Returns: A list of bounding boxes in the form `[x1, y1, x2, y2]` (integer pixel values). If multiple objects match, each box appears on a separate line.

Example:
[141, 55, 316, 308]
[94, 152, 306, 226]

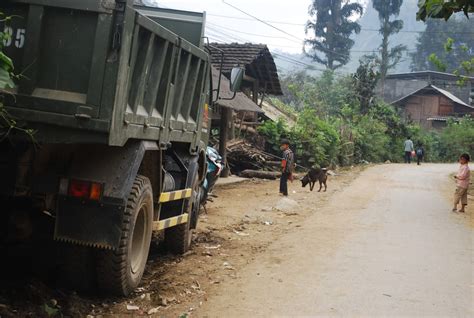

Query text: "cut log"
[240, 170, 281, 180]
[266, 161, 282, 167]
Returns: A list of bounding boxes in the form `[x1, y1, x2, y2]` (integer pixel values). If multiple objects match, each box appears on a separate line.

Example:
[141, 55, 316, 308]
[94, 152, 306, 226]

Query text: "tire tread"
[96, 175, 151, 295]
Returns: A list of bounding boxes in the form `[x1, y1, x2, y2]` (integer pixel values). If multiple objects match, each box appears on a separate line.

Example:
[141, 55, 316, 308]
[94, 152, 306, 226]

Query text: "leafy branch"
[0, 12, 36, 142]
[428, 37, 473, 85]
[417, 0, 474, 21]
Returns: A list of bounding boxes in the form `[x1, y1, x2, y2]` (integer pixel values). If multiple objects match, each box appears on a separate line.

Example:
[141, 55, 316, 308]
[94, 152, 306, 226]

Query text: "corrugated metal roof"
[386, 71, 474, 81]
[391, 84, 474, 109]
[431, 85, 473, 108]
[211, 67, 263, 113]
[207, 43, 282, 95]
[261, 101, 296, 127]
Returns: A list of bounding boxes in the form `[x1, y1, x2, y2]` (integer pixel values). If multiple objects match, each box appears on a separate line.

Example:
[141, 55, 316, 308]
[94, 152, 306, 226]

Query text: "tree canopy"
[304, 0, 363, 70]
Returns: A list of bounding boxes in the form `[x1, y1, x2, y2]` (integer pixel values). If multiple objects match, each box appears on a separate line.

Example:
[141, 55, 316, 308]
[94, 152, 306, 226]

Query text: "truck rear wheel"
[97, 175, 153, 296]
[163, 175, 199, 254]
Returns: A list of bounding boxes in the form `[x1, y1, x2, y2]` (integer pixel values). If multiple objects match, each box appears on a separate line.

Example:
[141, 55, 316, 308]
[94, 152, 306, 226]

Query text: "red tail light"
[68, 180, 91, 198]
[67, 179, 103, 200]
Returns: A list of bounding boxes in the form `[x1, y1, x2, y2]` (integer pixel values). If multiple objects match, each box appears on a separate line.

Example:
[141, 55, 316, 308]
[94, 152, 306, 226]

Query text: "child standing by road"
[279, 139, 294, 196]
[416, 144, 425, 165]
[453, 153, 470, 213]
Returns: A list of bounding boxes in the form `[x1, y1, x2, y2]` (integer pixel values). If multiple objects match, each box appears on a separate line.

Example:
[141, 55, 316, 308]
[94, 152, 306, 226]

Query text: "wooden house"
[380, 71, 474, 129]
[392, 85, 474, 129]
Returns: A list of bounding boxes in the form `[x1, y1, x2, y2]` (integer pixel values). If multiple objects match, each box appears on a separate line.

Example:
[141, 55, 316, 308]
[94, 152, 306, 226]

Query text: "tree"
[410, 17, 474, 77]
[417, 0, 474, 21]
[372, 0, 407, 82]
[352, 60, 379, 114]
[304, 0, 363, 70]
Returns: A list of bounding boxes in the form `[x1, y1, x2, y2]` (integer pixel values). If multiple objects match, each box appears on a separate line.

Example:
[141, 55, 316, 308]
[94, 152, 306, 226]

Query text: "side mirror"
[230, 67, 244, 92]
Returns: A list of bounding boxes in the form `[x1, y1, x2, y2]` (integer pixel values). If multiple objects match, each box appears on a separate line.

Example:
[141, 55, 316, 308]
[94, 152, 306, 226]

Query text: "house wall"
[453, 103, 474, 117]
[439, 96, 454, 116]
[398, 94, 456, 130]
[380, 75, 473, 105]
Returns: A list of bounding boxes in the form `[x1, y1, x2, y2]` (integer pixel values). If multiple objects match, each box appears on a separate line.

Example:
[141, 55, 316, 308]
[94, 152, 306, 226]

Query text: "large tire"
[96, 175, 153, 296]
[163, 174, 199, 254]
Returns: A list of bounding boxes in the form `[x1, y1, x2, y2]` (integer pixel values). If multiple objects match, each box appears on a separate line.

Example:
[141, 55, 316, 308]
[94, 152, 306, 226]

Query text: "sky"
[145, 0, 330, 54]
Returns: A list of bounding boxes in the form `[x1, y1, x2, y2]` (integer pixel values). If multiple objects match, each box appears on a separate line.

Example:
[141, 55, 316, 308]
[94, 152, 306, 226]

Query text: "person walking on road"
[416, 143, 425, 165]
[279, 139, 294, 196]
[453, 153, 470, 213]
[404, 137, 414, 164]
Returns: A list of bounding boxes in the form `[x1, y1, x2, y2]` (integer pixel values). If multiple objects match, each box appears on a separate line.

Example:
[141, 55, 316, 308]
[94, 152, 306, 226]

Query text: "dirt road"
[198, 164, 472, 317]
[0, 164, 471, 317]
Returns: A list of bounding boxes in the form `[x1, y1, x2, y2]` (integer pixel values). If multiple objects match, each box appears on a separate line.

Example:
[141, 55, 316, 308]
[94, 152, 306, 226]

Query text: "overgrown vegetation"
[0, 12, 35, 141]
[258, 62, 473, 168]
[0, 14, 15, 89]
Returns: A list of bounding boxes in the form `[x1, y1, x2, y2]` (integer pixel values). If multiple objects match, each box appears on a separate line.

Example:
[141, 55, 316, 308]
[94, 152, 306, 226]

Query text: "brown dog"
[301, 167, 328, 192]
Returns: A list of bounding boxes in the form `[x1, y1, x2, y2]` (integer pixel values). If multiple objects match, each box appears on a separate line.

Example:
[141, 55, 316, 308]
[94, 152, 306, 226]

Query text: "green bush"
[258, 108, 340, 168]
[439, 118, 474, 161]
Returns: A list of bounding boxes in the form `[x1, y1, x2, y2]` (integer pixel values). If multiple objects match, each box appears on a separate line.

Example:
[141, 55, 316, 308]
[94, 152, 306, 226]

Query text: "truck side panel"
[109, 7, 209, 147]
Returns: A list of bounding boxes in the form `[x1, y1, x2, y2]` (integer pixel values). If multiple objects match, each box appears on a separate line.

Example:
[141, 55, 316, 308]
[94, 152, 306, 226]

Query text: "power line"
[208, 12, 474, 35]
[220, 1, 364, 59]
[221, 0, 304, 42]
[207, 23, 303, 50]
[218, 1, 422, 59]
[206, 29, 235, 43]
[206, 8, 415, 77]
[272, 53, 351, 77]
[206, 23, 416, 56]
[206, 25, 248, 43]
[206, 33, 230, 44]
[207, 22, 303, 44]
[207, 13, 305, 26]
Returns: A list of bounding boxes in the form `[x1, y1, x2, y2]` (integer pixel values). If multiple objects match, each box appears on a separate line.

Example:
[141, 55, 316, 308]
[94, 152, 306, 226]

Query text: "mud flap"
[55, 197, 124, 249]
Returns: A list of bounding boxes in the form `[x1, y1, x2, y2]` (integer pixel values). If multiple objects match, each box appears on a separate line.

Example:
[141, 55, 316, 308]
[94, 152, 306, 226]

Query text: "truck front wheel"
[97, 175, 153, 296]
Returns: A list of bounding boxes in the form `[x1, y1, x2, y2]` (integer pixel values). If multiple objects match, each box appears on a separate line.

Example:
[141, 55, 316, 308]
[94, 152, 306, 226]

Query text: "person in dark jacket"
[279, 139, 294, 196]
[416, 144, 425, 165]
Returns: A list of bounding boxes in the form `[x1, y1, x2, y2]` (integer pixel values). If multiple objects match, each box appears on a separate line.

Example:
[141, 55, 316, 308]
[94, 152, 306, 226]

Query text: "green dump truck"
[0, 0, 242, 295]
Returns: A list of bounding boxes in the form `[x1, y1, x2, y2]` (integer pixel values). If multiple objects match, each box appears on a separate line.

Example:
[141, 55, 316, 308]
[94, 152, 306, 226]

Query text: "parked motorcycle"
[200, 146, 223, 205]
